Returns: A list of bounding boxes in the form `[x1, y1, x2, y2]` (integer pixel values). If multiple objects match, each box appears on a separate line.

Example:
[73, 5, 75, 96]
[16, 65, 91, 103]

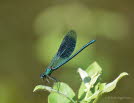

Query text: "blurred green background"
[0, 0, 133, 103]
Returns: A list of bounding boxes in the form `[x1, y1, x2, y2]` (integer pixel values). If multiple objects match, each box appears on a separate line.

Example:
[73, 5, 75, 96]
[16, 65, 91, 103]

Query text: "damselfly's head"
[40, 73, 46, 80]
[40, 72, 51, 83]
[40, 68, 52, 80]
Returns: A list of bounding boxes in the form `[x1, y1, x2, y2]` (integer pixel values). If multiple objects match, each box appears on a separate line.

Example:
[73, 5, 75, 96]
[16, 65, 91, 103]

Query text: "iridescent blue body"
[40, 30, 96, 81]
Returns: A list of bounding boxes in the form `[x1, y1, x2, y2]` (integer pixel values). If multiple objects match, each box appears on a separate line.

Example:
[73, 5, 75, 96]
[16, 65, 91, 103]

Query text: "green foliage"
[78, 62, 102, 101]
[33, 62, 128, 103]
[48, 83, 75, 103]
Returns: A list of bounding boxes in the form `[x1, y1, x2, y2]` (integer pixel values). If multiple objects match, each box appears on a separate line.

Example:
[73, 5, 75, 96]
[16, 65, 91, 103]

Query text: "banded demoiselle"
[40, 30, 96, 82]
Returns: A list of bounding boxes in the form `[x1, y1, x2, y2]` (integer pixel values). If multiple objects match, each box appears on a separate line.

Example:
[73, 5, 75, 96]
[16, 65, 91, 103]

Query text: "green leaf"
[33, 85, 54, 92]
[77, 62, 128, 103]
[78, 62, 102, 100]
[84, 72, 128, 103]
[78, 68, 91, 89]
[48, 82, 76, 103]
[102, 72, 128, 93]
[84, 83, 106, 103]
[86, 62, 102, 77]
[33, 83, 76, 103]
[98, 83, 106, 91]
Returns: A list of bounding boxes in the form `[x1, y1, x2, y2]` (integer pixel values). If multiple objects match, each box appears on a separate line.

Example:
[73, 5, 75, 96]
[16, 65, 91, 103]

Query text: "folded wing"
[48, 30, 77, 69]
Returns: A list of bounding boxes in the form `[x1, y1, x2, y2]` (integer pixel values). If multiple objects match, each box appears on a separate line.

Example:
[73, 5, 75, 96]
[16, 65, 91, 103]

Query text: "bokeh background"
[0, 0, 134, 103]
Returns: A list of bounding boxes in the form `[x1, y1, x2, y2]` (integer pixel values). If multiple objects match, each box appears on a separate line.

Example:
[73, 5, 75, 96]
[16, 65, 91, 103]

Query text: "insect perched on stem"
[40, 30, 96, 82]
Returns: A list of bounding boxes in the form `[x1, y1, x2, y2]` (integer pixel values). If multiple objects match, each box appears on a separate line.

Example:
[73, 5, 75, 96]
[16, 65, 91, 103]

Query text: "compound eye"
[40, 73, 45, 79]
